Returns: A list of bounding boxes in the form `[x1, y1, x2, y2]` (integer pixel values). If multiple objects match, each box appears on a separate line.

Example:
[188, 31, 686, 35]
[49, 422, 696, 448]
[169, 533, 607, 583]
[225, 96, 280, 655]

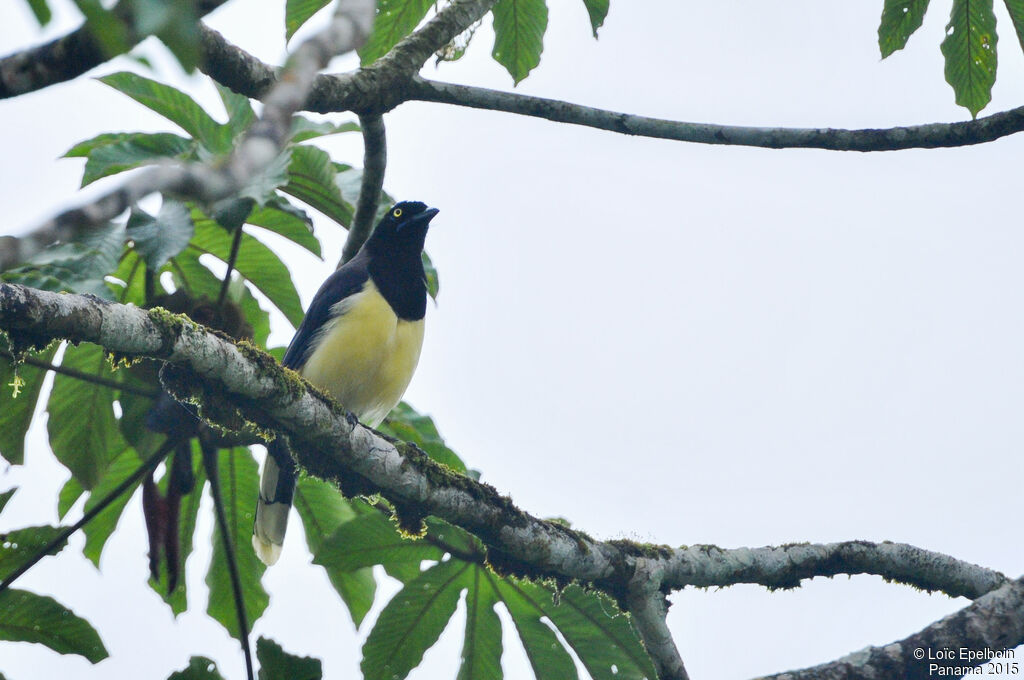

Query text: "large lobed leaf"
[582, 0, 609, 38]
[205, 447, 269, 639]
[358, 0, 435, 65]
[65, 132, 195, 187]
[98, 72, 233, 153]
[0, 343, 58, 466]
[878, 0, 932, 57]
[46, 343, 127, 489]
[80, 450, 144, 566]
[491, 0, 548, 84]
[457, 567, 503, 680]
[168, 656, 226, 680]
[285, 0, 332, 41]
[293, 477, 377, 627]
[361, 559, 472, 680]
[256, 636, 323, 680]
[940, 0, 998, 118]
[1004, 0, 1024, 53]
[187, 216, 305, 327]
[0, 589, 108, 663]
[379, 402, 464, 472]
[0, 526, 66, 580]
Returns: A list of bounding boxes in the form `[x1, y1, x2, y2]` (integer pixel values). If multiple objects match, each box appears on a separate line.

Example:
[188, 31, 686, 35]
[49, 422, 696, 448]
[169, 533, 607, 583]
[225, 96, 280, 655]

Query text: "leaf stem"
[217, 225, 244, 308]
[200, 437, 255, 680]
[0, 439, 175, 595]
[0, 348, 158, 398]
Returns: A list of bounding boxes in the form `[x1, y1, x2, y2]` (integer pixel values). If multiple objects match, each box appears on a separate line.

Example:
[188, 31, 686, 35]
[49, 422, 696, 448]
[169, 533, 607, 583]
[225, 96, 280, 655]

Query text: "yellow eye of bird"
[393, 208, 403, 218]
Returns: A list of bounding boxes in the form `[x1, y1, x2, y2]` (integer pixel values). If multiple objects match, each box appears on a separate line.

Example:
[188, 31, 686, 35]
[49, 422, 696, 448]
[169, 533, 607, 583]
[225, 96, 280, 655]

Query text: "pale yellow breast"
[300, 280, 424, 427]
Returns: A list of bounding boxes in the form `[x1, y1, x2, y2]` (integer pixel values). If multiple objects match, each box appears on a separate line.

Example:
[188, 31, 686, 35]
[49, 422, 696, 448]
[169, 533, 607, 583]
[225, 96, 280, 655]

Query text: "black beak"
[410, 207, 439, 226]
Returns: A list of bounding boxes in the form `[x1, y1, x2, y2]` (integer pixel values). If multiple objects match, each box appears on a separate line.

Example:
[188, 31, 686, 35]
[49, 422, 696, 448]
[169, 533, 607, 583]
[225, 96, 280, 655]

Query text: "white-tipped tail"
[253, 451, 292, 566]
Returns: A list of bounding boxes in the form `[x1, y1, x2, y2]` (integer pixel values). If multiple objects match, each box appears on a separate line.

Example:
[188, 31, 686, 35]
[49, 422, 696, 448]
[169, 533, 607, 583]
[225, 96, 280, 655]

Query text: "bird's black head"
[366, 201, 439, 255]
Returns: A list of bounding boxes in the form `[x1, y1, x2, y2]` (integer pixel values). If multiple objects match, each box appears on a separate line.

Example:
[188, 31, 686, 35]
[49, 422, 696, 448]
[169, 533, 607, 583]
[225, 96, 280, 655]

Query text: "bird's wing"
[281, 253, 370, 370]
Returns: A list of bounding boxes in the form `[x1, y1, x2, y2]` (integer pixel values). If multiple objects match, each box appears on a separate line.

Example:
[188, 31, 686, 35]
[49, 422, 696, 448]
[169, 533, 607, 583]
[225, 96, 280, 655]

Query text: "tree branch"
[627, 559, 689, 680]
[408, 77, 1024, 152]
[2, 283, 1022, 679]
[760, 576, 1024, 680]
[0, 0, 228, 99]
[340, 113, 387, 266]
[199, 0, 499, 114]
[659, 541, 1007, 599]
[0, 0, 376, 273]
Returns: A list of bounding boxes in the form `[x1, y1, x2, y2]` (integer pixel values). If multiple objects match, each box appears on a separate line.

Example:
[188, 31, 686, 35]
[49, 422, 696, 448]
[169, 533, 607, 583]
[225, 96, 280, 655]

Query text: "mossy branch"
[1, 281, 1021, 680]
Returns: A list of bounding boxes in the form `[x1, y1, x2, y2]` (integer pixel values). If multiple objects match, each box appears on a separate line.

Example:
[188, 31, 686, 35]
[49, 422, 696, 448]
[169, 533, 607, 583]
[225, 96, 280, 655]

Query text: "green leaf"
[188, 217, 305, 327]
[582, 0, 609, 37]
[3, 223, 125, 300]
[0, 526, 66, 580]
[0, 488, 15, 516]
[81, 450, 144, 566]
[46, 343, 127, 489]
[0, 343, 58, 465]
[147, 1, 203, 72]
[74, 0, 130, 58]
[361, 559, 471, 680]
[358, 0, 434, 65]
[168, 656, 226, 680]
[379, 403, 464, 473]
[0, 589, 108, 663]
[149, 441, 207, 615]
[127, 200, 195, 270]
[878, 0, 931, 57]
[285, 0, 332, 40]
[58, 478, 84, 519]
[531, 582, 655, 680]
[239, 149, 293, 207]
[941, 0, 998, 118]
[314, 511, 444, 573]
[98, 72, 232, 153]
[256, 636, 323, 680]
[1004, 0, 1024, 53]
[205, 447, 269, 639]
[493, 577, 578, 680]
[246, 200, 323, 258]
[422, 251, 439, 302]
[79, 133, 194, 187]
[217, 84, 256, 138]
[458, 566, 503, 680]
[491, 0, 548, 84]
[26, 0, 53, 26]
[294, 478, 377, 627]
[290, 117, 360, 143]
[282, 146, 354, 228]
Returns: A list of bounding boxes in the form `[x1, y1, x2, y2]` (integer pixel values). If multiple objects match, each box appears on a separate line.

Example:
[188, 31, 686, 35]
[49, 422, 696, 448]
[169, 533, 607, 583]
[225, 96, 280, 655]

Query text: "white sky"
[1, 1, 1023, 679]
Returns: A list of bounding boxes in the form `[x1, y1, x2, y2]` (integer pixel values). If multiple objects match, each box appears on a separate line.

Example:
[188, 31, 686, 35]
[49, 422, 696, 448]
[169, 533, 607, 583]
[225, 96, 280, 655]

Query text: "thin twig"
[340, 113, 387, 266]
[0, 348, 158, 398]
[200, 436, 254, 680]
[0, 439, 174, 595]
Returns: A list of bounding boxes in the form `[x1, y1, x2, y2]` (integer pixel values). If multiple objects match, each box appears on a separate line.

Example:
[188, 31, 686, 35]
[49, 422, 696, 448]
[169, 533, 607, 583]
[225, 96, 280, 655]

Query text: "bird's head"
[366, 201, 439, 254]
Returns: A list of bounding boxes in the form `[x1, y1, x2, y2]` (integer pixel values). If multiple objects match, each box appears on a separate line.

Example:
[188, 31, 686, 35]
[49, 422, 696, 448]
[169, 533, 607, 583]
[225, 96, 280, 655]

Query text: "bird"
[252, 201, 439, 566]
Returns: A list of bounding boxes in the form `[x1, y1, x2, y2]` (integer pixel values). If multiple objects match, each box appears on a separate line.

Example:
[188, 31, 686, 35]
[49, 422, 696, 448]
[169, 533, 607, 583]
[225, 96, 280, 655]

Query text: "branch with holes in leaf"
[2, 281, 1022, 680]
